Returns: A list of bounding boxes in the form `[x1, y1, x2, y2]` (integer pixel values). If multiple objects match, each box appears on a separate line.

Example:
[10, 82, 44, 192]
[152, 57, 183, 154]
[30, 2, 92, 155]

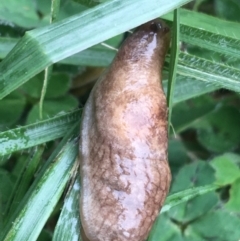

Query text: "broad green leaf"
[168, 161, 218, 222]
[0, 38, 18, 59]
[57, 1, 87, 20]
[170, 162, 216, 193]
[210, 153, 240, 185]
[0, 92, 26, 130]
[215, 0, 240, 22]
[168, 139, 190, 175]
[148, 214, 182, 241]
[184, 232, 203, 241]
[0, 0, 40, 28]
[0, 0, 87, 28]
[0, 169, 14, 209]
[74, 0, 99, 7]
[225, 177, 240, 212]
[21, 72, 71, 99]
[186, 210, 240, 241]
[36, 0, 52, 16]
[148, 184, 220, 240]
[0, 0, 193, 99]
[171, 95, 216, 133]
[37, 230, 52, 241]
[197, 107, 240, 153]
[0, 110, 81, 156]
[61, 46, 116, 66]
[27, 95, 78, 124]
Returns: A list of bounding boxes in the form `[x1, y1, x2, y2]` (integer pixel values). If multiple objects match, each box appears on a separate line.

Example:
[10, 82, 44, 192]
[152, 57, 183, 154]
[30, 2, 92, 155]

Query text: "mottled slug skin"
[79, 19, 171, 241]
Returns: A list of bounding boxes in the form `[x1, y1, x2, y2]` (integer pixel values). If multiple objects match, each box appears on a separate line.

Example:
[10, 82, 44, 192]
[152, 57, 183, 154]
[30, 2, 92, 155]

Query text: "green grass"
[0, 0, 240, 241]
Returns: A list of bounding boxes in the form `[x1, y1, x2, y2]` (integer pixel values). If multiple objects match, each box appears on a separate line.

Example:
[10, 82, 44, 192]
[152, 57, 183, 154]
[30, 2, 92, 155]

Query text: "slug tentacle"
[79, 19, 171, 241]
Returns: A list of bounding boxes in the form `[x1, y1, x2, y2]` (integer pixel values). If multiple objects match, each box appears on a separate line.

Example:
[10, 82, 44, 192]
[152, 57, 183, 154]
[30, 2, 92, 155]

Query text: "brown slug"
[79, 19, 171, 241]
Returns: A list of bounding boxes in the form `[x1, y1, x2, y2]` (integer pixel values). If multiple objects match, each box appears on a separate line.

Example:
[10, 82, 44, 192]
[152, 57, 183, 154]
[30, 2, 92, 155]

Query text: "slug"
[79, 19, 171, 241]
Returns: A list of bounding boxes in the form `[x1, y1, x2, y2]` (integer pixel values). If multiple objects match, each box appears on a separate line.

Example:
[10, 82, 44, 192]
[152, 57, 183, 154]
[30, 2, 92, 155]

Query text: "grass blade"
[0, 110, 81, 156]
[162, 184, 220, 213]
[53, 178, 81, 241]
[178, 52, 240, 92]
[167, 9, 180, 132]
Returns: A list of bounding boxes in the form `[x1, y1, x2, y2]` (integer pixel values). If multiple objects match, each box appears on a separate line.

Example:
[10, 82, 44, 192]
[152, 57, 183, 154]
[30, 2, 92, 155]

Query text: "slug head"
[137, 19, 170, 63]
[115, 19, 170, 70]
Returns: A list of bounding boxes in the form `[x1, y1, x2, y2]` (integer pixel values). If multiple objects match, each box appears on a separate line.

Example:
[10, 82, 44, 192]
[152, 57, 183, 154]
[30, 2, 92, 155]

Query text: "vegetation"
[0, 0, 240, 240]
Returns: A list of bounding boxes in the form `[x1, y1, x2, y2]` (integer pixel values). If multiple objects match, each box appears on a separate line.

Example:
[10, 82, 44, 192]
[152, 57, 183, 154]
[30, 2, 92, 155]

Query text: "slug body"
[79, 19, 171, 241]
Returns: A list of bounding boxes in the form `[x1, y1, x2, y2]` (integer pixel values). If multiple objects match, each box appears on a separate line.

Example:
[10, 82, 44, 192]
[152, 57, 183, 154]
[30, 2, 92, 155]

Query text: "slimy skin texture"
[79, 19, 171, 241]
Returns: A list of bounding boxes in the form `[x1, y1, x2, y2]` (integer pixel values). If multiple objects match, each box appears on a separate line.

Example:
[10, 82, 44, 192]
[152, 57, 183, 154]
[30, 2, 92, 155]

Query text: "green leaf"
[0, 169, 14, 208]
[215, 0, 240, 22]
[37, 230, 52, 241]
[35, 0, 52, 16]
[27, 95, 78, 124]
[168, 139, 190, 175]
[57, 1, 87, 20]
[210, 153, 240, 185]
[187, 210, 240, 241]
[168, 161, 218, 222]
[0, 92, 26, 130]
[197, 107, 240, 153]
[61, 45, 116, 66]
[0, 110, 81, 156]
[74, 0, 99, 7]
[0, 0, 40, 28]
[225, 177, 240, 212]
[170, 162, 216, 193]
[46, 82, 73, 100]
[0, 38, 18, 59]
[148, 185, 218, 241]
[171, 95, 216, 133]
[148, 214, 182, 241]
[21, 72, 70, 99]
